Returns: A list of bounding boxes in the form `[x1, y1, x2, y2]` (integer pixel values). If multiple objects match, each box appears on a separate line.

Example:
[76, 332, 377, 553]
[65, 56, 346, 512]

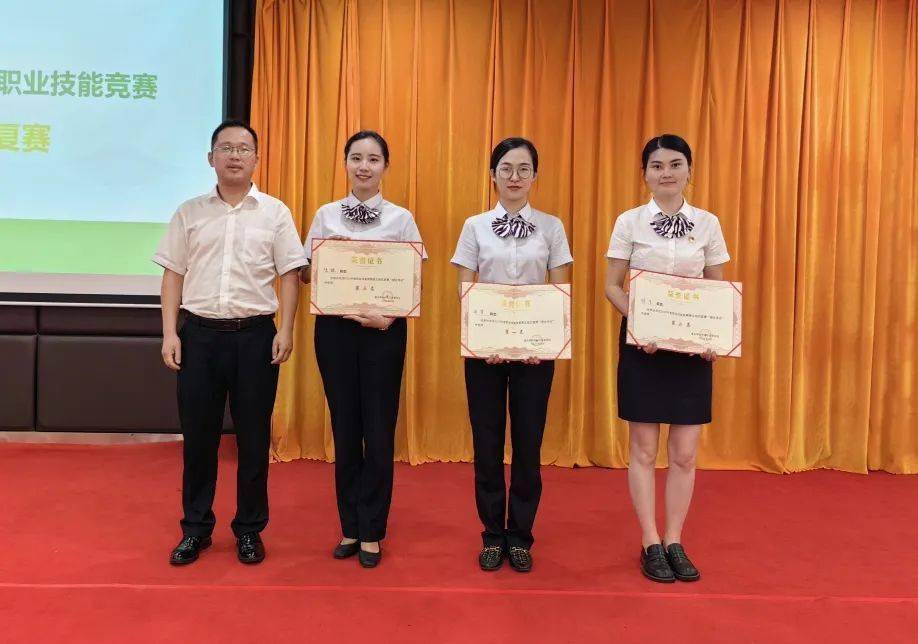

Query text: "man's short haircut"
[211, 120, 258, 151]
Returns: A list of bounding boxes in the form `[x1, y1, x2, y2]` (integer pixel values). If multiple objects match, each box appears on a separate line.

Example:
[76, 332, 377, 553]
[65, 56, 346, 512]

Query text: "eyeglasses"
[212, 144, 256, 158]
[496, 165, 533, 180]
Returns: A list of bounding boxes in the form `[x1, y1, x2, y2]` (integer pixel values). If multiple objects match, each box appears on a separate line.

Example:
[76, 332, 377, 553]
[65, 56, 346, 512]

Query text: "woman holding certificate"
[451, 137, 573, 573]
[604, 134, 730, 583]
[300, 130, 426, 568]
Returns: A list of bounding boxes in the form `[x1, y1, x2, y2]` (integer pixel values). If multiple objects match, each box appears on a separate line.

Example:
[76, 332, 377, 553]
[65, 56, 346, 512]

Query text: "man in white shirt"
[153, 120, 306, 566]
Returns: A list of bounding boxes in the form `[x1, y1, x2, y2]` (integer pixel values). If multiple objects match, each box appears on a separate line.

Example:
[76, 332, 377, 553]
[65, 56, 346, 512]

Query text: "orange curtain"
[251, 0, 918, 473]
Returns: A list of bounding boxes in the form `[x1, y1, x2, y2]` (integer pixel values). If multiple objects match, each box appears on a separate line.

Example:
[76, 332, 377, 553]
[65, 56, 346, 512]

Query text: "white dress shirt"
[450, 203, 573, 285]
[152, 184, 307, 319]
[606, 198, 730, 278]
[303, 192, 427, 261]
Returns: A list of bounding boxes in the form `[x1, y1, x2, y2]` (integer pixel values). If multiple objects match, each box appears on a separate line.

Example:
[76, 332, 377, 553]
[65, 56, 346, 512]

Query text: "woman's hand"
[641, 342, 658, 355]
[701, 349, 718, 362]
[343, 313, 394, 330]
[521, 357, 541, 365]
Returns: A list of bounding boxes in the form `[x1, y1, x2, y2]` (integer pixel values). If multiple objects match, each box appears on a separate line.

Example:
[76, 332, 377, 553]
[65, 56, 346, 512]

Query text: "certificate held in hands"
[309, 239, 424, 317]
[626, 269, 742, 357]
[460, 282, 572, 360]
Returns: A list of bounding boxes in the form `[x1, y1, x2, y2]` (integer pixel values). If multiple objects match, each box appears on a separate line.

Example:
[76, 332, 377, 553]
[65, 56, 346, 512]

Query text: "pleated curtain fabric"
[250, 0, 918, 474]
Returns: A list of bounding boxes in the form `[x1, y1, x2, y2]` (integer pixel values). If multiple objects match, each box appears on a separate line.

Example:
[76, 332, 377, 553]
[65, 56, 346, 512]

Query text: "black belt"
[186, 313, 274, 331]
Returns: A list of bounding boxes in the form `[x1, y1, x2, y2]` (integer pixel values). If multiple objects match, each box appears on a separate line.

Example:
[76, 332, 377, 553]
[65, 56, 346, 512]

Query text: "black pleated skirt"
[617, 318, 713, 425]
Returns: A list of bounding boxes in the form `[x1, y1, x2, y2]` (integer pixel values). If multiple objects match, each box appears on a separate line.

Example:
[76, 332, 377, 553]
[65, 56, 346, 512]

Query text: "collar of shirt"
[343, 191, 385, 210]
[647, 197, 694, 220]
[492, 201, 533, 221]
[206, 183, 263, 209]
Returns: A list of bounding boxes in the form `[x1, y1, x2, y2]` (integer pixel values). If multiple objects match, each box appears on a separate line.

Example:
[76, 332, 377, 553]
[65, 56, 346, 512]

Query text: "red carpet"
[1, 440, 916, 643]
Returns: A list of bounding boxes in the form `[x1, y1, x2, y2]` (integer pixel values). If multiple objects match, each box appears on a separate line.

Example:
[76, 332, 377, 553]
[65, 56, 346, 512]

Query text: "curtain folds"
[251, 0, 918, 473]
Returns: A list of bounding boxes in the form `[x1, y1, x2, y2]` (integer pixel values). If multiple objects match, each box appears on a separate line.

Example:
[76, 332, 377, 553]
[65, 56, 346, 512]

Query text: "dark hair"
[344, 130, 390, 165]
[641, 134, 692, 169]
[489, 137, 539, 174]
[211, 120, 258, 151]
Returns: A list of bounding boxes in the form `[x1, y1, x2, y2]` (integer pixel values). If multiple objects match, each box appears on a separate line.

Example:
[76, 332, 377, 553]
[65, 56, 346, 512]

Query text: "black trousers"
[315, 315, 407, 542]
[177, 316, 278, 538]
[464, 358, 555, 549]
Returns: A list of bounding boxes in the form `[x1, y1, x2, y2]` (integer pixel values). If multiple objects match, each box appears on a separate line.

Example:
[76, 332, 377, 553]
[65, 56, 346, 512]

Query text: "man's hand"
[343, 314, 394, 330]
[162, 333, 182, 370]
[271, 329, 294, 364]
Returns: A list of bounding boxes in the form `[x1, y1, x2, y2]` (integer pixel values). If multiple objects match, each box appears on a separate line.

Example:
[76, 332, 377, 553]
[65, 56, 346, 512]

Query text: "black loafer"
[640, 544, 675, 583]
[508, 546, 533, 573]
[169, 535, 212, 565]
[333, 540, 360, 559]
[479, 545, 505, 571]
[665, 543, 700, 581]
[358, 546, 382, 568]
[236, 532, 266, 564]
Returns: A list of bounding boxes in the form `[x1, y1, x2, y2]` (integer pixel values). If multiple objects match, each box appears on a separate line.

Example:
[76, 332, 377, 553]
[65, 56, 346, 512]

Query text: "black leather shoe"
[665, 543, 700, 581]
[358, 545, 382, 568]
[479, 545, 505, 571]
[641, 544, 675, 583]
[169, 535, 212, 565]
[333, 540, 360, 559]
[236, 532, 265, 564]
[508, 546, 533, 573]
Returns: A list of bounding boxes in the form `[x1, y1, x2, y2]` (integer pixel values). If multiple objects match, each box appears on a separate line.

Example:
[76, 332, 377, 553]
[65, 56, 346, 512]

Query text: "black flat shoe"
[508, 546, 532, 573]
[169, 535, 212, 565]
[665, 543, 700, 581]
[237, 532, 265, 564]
[333, 540, 360, 559]
[358, 546, 382, 568]
[640, 544, 675, 583]
[479, 545, 505, 571]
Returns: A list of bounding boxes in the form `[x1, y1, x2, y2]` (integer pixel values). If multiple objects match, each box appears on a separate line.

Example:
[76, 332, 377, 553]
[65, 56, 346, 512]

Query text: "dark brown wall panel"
[39, 307, 163, 336]
[0, 335, 36, 429]
[0, 307, 38, 333]
[37, 336, 180, 432]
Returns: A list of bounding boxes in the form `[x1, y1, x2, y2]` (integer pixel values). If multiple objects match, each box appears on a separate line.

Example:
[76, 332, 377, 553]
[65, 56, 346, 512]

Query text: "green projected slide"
[0, 220, 166, 275]
[0, 1, 223, 287]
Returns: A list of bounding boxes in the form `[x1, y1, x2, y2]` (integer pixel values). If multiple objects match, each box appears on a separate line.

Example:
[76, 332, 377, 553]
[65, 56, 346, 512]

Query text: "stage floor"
[1, 440, 916, 643]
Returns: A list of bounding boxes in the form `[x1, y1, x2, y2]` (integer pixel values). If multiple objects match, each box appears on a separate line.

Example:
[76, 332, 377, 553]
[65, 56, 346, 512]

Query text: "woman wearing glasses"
[604, 134, 730, 583]
[300, 130, 426, 568]
[451, 137, 573, 573]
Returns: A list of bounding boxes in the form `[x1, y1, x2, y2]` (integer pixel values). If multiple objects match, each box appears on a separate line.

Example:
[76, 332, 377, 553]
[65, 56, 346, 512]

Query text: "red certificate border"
[626, 268, 742, 358]
[460, 282, 572, 361]
[309, 238, 424, 317]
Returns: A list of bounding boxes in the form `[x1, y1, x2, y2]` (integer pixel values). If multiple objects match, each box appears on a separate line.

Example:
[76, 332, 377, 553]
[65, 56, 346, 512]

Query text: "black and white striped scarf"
[650, 211, 694, 239]
[491, 212, 535, 239]
[341, 202, 380, 224]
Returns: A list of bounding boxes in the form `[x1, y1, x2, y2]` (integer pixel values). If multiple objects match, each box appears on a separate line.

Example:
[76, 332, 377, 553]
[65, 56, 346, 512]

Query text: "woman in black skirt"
[604, 134, 730, 583]
[300, 131, 426, 568]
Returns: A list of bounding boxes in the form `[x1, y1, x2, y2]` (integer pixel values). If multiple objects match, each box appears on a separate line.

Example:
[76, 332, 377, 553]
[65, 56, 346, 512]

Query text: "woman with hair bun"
[451, 137, 573, 573]
[605, 134, 730, 583]
[301, 130, 426, 568]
